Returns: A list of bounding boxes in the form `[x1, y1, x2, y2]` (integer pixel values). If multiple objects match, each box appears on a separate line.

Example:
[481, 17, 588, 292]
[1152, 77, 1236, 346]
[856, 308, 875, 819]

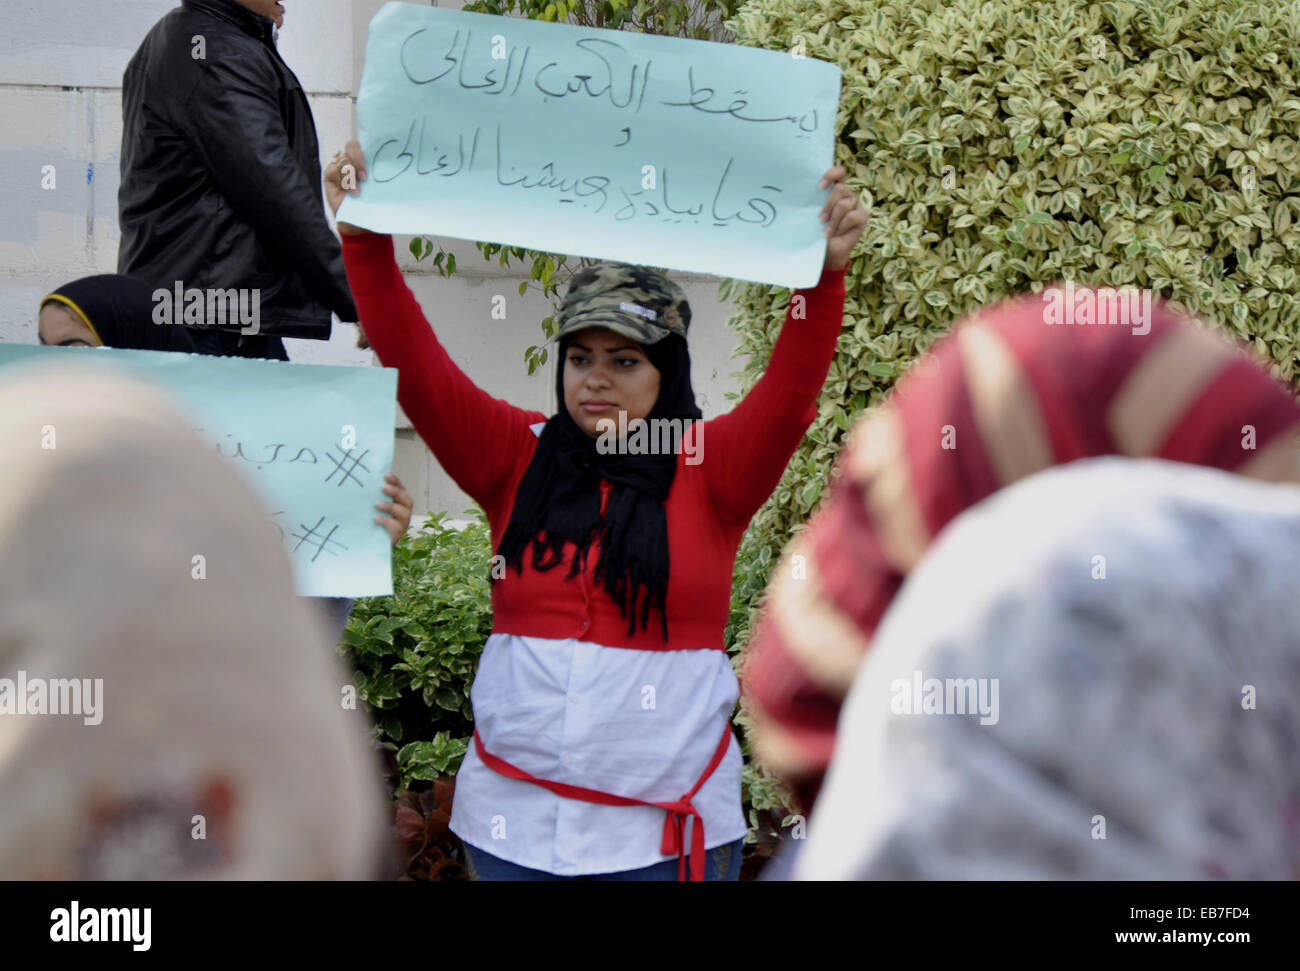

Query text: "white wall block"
[0, 277, 58, 345]
[0, 0, 175, 89]
[0, 88, 98, 284]
[90, 90, 125, 273]
[1, 0, 352, 94]
[277, 0, 355, 94]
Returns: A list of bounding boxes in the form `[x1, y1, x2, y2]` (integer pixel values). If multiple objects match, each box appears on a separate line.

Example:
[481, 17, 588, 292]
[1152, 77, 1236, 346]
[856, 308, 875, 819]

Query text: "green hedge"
[342, 512, 491, 792]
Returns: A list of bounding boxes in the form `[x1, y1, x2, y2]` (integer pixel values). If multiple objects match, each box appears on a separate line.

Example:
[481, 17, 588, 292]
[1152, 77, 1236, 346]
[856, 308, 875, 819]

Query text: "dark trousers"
[189, 328, 289, 361]
[462, 838, 745, 881]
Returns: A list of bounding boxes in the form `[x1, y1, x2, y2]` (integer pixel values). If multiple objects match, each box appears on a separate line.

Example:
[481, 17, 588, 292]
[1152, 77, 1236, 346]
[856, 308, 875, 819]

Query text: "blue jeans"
[463, 839, 745, 881]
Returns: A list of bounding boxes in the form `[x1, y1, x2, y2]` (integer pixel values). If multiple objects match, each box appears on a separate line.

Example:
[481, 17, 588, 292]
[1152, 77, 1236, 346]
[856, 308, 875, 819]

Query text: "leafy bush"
[341, 511, 492, 793]
[720, 0, 1300, 820]
[393, 780, 468, 880]
[467, 0, 741, 38]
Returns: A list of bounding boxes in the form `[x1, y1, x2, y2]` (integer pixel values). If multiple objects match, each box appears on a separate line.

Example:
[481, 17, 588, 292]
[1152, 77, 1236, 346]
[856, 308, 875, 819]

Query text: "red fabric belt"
[472, 721, 734, 881]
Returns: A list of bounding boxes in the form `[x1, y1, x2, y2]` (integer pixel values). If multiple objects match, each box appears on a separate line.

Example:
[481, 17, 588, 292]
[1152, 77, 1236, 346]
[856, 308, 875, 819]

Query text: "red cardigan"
[342, 232, 846, 651]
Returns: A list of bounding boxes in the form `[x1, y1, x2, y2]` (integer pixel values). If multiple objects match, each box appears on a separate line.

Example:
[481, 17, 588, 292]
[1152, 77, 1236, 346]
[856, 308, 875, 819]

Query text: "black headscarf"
[42, 275, 197, 353]
[494, 332, 702, 641]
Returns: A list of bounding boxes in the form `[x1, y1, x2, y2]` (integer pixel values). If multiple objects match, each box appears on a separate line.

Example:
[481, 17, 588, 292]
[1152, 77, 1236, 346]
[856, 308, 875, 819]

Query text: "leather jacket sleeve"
[173, 52, 357, 322]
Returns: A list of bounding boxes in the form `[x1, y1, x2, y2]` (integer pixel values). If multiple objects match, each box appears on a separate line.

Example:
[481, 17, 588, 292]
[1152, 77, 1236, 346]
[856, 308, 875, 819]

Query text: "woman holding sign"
[328, 140, 865, 880]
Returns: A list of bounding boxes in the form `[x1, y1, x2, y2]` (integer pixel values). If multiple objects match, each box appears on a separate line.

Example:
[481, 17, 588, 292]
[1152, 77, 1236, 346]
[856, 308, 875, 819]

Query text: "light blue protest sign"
[0, 345, 398, 597]
[338, 2, 842, 287]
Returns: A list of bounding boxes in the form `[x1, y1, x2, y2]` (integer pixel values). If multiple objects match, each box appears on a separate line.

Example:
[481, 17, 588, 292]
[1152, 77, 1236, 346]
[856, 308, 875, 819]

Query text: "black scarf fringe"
[493, 334, 699, 642]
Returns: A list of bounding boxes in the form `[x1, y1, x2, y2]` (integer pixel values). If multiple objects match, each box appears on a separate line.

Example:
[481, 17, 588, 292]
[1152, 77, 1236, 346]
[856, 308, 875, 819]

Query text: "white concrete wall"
[0, 0, 747, 520]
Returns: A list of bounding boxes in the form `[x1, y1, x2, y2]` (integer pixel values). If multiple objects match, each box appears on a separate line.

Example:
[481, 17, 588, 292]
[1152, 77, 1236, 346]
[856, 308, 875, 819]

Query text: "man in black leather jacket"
[118, 0, 357, 360]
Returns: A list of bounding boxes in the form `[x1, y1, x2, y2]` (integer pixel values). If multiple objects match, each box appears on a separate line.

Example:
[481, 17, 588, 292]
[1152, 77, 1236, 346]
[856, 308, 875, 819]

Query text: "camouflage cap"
[556, 262, 691, 345]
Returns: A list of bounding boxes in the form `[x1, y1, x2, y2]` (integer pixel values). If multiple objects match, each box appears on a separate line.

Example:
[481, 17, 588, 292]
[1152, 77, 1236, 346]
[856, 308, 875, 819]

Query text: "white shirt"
[449, 631, 746, 875]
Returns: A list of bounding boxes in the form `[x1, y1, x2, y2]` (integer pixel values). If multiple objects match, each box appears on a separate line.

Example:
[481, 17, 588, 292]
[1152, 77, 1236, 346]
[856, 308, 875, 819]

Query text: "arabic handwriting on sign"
[532, 38, 651, 112]
[492, 126, 780, 227]
[611, 166, 781, 226]
[395, 27, 815, 130]
[222, 440, 289, 469]
[206, 433, 318, 469]
[400, 27, 654, 112]
[705, 158, 782, 227]
[370, 18, 822, 235]
[371, 117, 482, 184]
[290, 516, 350, 564]
[400, 28, 530, 97]
[659, 67, 819, 132]
[492, 125, 610, 205]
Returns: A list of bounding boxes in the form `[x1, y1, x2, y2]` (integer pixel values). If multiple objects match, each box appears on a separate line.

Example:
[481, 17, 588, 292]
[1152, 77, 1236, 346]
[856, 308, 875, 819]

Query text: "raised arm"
[340, 231, 542, 512]
[703, 266, 846, 526]
[704, 166, 863, 526]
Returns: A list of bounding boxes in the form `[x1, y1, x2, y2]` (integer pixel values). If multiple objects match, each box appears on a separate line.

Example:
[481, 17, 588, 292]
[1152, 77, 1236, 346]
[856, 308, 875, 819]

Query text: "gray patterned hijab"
[796, 456, 1300, 880]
